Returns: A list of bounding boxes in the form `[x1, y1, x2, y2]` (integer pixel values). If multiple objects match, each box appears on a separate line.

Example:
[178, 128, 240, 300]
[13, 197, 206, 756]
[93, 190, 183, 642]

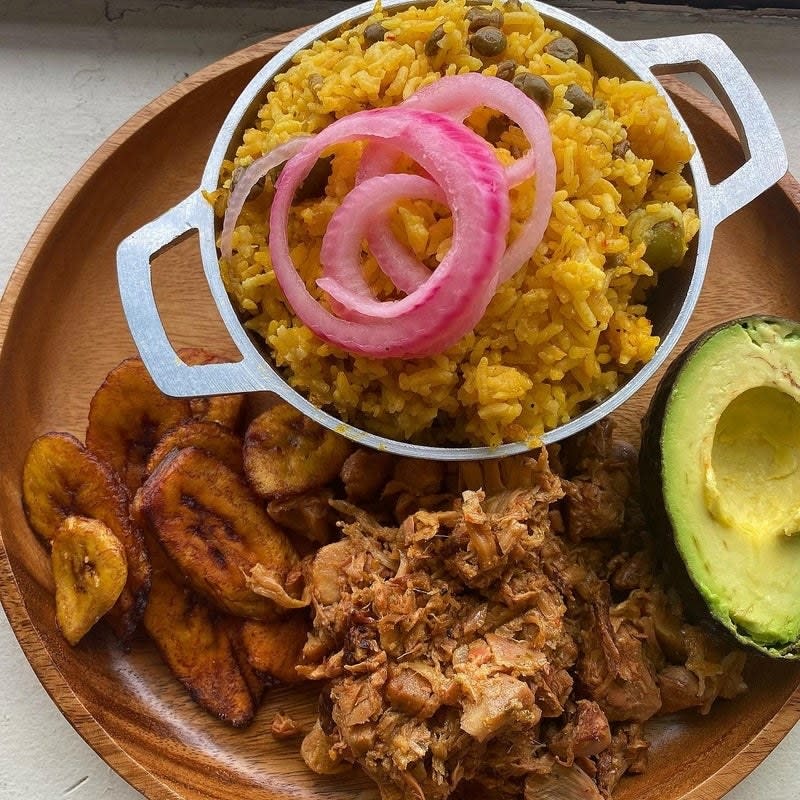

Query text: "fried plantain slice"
[52, 516, 128, 646]
[145, 420, 243, 478]
[244, 402, 352, 499]
[22, 432, 151, 641]
[222, 617, 268, 703]
[239, 612, 311, 684]
[458, 454, 544, 494]
[137, 447, 300, 619]
[143, 533, 255, 727]
[179, 348, 245, 430]
[23, 433, 124, 542]
[86, 357, 191, 494]
[340, 448, 396, 505]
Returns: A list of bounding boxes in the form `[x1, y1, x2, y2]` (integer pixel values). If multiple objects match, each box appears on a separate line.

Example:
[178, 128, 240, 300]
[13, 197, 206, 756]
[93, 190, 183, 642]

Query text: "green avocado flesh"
[661, 318, 800, 653]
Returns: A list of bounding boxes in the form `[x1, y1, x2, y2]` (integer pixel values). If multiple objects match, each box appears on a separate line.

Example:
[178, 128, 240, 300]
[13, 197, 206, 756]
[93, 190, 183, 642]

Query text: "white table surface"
[1, 1, 799, 798]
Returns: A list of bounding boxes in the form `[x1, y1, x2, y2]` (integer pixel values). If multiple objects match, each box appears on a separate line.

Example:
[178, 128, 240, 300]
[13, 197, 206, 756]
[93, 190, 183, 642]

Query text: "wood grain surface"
[1, 25, 799, 800]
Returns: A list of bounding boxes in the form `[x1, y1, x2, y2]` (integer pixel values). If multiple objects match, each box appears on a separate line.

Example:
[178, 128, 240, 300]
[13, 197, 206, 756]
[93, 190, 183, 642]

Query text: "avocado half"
[641, 316, 800, 658]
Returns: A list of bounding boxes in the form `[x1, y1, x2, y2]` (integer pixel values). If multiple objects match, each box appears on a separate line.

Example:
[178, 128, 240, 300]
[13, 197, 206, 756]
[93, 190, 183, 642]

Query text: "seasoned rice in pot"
[211, 0, 698, 447]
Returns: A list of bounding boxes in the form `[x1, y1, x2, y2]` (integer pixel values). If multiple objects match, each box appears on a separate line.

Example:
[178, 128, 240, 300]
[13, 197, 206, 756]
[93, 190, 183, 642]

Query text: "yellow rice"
[211, 0, 698, 446]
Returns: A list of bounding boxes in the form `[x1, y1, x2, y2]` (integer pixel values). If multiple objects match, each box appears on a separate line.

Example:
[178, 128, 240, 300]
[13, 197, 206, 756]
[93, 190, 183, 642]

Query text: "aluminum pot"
[117, 0, 787, 460]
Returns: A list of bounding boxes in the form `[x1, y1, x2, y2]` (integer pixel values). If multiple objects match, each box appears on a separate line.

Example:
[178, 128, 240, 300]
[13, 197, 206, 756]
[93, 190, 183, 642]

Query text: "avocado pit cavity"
[705, 386, 800, 538]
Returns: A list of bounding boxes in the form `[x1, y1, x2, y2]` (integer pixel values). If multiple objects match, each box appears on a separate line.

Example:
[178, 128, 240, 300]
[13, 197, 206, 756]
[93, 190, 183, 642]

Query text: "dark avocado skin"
[639, 327, 716, 626]
[639, 315, 800, 659]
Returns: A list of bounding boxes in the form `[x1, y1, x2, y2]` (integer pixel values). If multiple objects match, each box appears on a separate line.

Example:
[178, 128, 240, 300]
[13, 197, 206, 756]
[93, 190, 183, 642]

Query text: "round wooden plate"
[1, 28, 799, 800]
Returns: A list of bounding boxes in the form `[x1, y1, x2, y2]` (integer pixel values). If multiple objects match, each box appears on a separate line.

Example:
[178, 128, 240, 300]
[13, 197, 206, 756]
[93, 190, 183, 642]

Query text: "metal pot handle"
[630, 33, 787, 227]
[117, 191, 278, 396]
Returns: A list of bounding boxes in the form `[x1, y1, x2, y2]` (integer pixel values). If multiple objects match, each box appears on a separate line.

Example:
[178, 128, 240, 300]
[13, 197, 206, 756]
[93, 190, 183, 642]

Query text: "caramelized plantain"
[137, 447, 300, 619]
[145, 420, 243, 478]
[458, 454, 543, 493]
[86, 357, 191, 494]
[51, 516, 128, 646]
[244, 402, 352, 499]
[239, 612, 311, 684]
[388, 457, 445, 495]
[340, 448, 396, 504]
[222, 617, 268, 702]
[22, 432, 151, 641]
[179, 348, 245, 430]
[23, 433, 125, 542]
[143, 533, 256, 727]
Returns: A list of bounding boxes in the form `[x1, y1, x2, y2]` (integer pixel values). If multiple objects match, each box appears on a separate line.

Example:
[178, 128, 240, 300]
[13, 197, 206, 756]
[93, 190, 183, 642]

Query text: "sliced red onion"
[221, 76, 557, 360]
[220, 135, 313, 261]
[404, 73, 552, 189]
[268, 106, 509, 358]
[354, 150, 440, 295]
[318, 174, 443, 305]
[360, 74, 556, 282]
[365, 212, 433, 295]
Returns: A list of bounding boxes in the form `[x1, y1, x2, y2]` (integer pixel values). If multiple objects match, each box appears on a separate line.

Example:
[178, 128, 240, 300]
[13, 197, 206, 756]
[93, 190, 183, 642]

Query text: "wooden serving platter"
[1, 28, 799, 800]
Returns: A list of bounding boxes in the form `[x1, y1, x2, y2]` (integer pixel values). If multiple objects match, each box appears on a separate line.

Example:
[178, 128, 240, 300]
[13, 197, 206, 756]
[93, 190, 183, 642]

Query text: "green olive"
[625, 203, 687, 272]
[512, 72, 553, 110]
[564, 83, 594, 117]
[469, 26, 507, 57]
[466, 6, 504, 32]
[425, 24, 446, 57]
[495, 59, 517, 82]
[363, 22, 386, 46]
[645, 221, 687, 271]
[544, 36, 579, 62]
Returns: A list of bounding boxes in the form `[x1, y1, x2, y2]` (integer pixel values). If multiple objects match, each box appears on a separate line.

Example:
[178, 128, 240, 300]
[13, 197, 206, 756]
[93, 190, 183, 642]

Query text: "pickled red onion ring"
[406, 74, 557, 281]
[360, 74, 556, 282]
[366, 213, 433, 295]
[318, 174, 444, 307]
[220, 75, 557, 359]
[405, 73, 553, 190]
[318, 171, 498, 352]
[220, 135, 312, 261]
[268, 107, 509, 358]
